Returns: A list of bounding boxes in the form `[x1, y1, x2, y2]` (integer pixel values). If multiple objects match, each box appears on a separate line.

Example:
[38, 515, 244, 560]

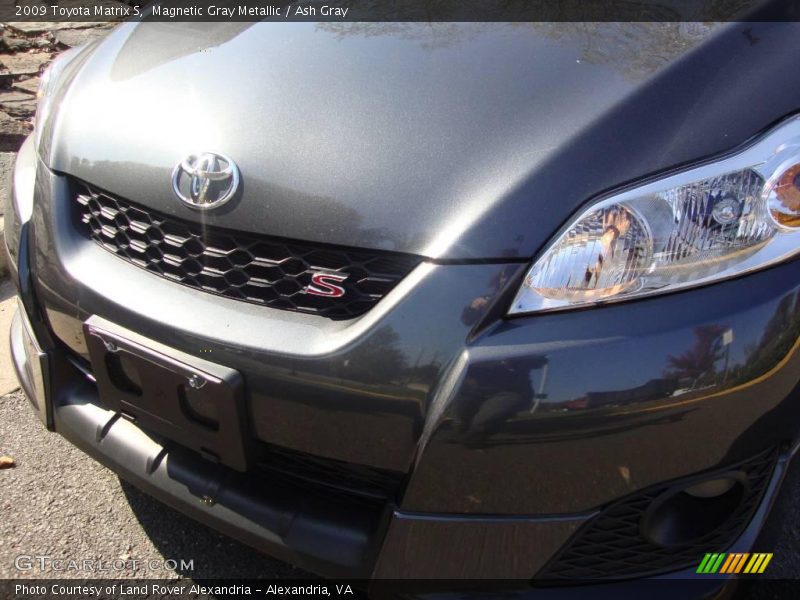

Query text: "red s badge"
[306, 272, 349, 298]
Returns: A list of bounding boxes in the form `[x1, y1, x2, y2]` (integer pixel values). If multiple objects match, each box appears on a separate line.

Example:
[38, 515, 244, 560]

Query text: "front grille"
[537, 447, 778, 581]
[74, 182, 421, 319]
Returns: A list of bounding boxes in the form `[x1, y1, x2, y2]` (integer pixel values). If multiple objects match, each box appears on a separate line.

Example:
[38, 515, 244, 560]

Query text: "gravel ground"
[0, 21, 117, 151]
[0, 390, 310, 580]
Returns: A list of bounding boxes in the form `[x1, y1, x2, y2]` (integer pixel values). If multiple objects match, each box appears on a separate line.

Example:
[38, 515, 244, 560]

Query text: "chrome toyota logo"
[171, 152, 240, 210]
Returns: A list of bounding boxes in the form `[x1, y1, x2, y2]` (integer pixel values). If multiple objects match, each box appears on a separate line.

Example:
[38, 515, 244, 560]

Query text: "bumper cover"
[10, 312, 781, 593]
[10, 309, 585, 578]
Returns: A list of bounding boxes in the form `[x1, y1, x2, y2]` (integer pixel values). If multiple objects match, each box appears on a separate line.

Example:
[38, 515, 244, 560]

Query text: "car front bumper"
[7, 138, 800, 583]
[9, 307, 775, 597]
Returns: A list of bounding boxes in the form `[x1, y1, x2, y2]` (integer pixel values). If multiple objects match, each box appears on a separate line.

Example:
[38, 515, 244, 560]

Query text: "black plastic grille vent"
[258, 443, 405, 502]
[537, 447, 778, 581]
[73, 182, 421, 319]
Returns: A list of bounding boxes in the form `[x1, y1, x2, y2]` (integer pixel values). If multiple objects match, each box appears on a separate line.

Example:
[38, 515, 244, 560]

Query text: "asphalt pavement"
[0, 388, 310, 580]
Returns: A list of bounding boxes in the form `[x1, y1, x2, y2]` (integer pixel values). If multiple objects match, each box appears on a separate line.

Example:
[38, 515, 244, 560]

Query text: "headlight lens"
[510, 116, 800, 315]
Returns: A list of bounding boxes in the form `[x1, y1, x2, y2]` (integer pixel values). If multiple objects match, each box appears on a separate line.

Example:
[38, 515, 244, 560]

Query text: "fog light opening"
[640, 473, 748, 547]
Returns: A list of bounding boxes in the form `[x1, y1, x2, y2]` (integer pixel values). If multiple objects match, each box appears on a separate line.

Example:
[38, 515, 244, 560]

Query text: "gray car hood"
[47, 20, 800, 259]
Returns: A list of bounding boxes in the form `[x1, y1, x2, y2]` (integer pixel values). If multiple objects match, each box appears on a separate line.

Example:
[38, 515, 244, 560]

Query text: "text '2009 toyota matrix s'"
[6, 16, 800, 589]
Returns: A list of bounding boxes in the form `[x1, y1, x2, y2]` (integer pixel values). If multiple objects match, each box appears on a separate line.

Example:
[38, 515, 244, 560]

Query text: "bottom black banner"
[5, 578, 800, 599]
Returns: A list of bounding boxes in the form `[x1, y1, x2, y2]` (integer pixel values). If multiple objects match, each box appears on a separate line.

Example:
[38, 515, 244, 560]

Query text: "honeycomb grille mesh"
[74, 182, 421, 319]
[537, 447, 778, 581]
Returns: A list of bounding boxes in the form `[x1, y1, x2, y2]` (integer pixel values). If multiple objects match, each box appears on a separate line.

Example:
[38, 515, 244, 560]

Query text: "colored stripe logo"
[697, 553, 773, 574]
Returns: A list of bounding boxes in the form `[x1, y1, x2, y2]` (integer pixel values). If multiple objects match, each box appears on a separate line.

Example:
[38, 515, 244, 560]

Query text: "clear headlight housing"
[510, 116, 800, 315]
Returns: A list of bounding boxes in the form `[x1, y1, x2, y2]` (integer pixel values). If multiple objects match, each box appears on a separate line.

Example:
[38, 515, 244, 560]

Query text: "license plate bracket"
[84, 316, 249, 471]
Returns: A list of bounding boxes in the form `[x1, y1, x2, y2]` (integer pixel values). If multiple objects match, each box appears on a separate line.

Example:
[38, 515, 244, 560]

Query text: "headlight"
[510, 116, 800, 315]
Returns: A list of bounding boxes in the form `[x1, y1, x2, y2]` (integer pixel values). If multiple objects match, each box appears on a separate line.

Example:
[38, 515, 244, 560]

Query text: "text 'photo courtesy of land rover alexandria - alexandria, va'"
[6, 8, 800, 593]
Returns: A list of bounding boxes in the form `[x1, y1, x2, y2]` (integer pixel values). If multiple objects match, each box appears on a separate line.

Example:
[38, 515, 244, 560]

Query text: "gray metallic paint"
[405, 260, 800, 513]
[27, 14, 800, 504]
[27, 144, 800, 514]
[8, 14, 800, 581]
[32, 149, 522, 472]
[44, 21, 800, 259]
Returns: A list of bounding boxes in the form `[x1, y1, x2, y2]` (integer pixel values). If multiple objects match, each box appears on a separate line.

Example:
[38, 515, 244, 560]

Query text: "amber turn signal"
[768, 162, 800, 229]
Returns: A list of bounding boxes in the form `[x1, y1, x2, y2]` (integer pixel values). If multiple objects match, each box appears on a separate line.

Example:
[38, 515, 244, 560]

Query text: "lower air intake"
[537, 447, 778, 581]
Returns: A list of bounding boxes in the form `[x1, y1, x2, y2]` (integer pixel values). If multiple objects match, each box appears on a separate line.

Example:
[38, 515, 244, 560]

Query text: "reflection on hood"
[110, 21, 256, 81]
[316, 21, 722, 81]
